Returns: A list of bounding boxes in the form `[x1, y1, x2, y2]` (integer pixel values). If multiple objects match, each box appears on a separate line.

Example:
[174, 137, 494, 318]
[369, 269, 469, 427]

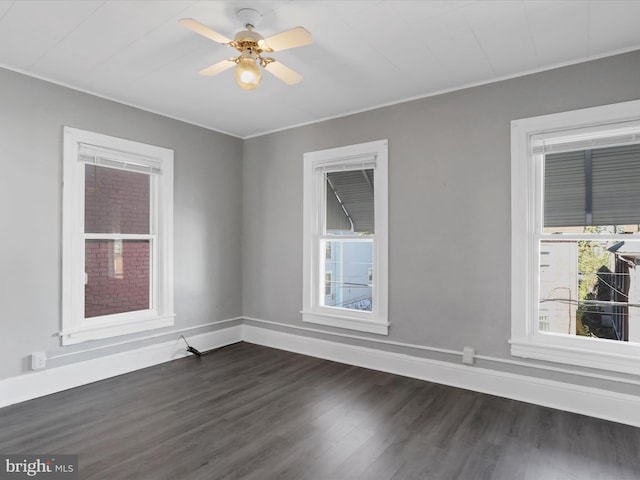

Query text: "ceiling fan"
[179, 8, 312, 91]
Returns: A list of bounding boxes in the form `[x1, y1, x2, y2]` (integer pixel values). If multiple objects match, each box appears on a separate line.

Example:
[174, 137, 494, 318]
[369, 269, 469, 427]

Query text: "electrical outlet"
[462, 347, 475, 365]
[31, 352, 47, 370]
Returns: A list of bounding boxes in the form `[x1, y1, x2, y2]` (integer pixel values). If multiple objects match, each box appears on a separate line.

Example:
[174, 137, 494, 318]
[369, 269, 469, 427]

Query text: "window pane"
[539, 239, 640, 342]
[326, 169, 374, 234]
[323, 239, 373, 311]
[85, 165, 150, 234]
[85, 239, 150, 318]
[544, 144, 640, 233]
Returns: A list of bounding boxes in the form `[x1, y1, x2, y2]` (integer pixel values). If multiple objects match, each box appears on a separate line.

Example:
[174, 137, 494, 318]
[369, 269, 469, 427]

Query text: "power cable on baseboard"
[180, 335, 203, 357]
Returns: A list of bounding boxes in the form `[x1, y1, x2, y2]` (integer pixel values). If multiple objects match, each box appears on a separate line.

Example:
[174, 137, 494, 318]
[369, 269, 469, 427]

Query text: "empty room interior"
[2, 1, 640, 478]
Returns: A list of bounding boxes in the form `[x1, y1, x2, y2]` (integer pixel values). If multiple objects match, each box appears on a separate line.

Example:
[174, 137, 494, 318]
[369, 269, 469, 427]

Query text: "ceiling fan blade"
[265, 61, 303, 85]
[198, 59, 236, 77]
[178, 18, 231, 44]
[263, 27, 312, 52]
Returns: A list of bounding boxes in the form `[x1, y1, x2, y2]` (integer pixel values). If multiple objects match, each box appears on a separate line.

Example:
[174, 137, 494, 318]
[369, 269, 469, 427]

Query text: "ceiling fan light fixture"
[234, 53, 262, 90]
[179, 8, 312, 91]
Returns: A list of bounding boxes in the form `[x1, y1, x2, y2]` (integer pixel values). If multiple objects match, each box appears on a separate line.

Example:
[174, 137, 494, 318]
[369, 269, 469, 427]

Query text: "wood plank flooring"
[1, 342, 639, 479]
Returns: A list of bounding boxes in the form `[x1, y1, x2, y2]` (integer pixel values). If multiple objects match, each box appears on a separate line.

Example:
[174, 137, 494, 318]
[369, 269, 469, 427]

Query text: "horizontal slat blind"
[544, 144, 640, 227]
[544, 151, 586, 227]
[326, 169, 375, 233]
[79, 143, 162, 175]
[532, 120, 640, 155]
[314, 156, 377, 173]
[592, 145, 640, 225]
[533, 133, 640, 155]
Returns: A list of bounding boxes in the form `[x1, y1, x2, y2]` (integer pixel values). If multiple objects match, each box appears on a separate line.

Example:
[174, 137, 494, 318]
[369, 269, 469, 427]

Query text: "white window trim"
[302, 139, 389, 335]
[62, 127, 174, 345]
[511, 99, 640, 375]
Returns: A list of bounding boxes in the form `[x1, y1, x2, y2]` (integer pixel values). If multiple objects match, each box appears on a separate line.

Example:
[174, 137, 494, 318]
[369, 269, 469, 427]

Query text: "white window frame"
[62, 127, 174, 345]
[302, 139, 389, 335]
[511, 99, 640, 375]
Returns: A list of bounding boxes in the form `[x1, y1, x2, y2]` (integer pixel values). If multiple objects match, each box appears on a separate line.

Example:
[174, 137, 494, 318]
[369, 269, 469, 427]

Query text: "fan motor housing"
[235, 29, 263, 44]
[233, 29, 268, 54]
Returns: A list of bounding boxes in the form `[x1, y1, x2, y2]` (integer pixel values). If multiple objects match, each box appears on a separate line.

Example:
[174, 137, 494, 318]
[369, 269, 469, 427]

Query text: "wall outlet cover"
[31, 352, 47, 370]
[462, 347, 475, 365]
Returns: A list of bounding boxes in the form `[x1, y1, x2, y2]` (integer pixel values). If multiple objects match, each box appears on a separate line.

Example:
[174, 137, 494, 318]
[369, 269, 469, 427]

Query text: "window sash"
[511, 99, 640, 375]
[302, 139, 388, 335]
[81, 159, 158, 320]
[320, 238, 374, 313]
[316, 169, 377, 316]
[83, 235, 157, 318]
[62, 127, 174, 345]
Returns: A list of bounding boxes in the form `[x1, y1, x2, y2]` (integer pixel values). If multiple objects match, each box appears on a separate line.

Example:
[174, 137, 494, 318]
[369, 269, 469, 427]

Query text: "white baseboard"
[0, 325, 242, 409]
[3, 321, 640, 427]
[242, 323, 640, 428]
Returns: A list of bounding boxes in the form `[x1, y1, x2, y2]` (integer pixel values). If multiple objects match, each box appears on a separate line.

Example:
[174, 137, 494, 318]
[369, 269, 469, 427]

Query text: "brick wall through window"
[85, 165, 150, 234]
[84, 165, 151, 318]
[84, 240, 150, 318]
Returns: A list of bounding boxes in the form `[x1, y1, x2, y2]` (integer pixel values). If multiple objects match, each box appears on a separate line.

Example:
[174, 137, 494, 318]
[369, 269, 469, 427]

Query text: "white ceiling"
[1, 0, 639, 138]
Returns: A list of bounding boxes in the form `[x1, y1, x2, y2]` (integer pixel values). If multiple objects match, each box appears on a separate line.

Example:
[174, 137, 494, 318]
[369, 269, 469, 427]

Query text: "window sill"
[302, 310, 389, 335]
[510, 336, 640, 376]
[61, 314, 175, 345]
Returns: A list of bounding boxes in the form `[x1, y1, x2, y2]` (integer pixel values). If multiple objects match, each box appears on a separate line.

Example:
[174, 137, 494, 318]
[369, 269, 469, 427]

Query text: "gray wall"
[2, 50, 640, 394]
[243, 50, 640, 393]
[0, 68, 243, 380]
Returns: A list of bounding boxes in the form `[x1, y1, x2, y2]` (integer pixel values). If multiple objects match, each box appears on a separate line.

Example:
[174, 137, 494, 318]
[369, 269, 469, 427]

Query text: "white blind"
[78, 143, 162, 175]
[314, 155, 377, 173]
[532, 120, 640, 155]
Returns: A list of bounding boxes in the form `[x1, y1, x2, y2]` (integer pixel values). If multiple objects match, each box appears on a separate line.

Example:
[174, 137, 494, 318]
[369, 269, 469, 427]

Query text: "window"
[325, 272, 333, 296]
[325, 241, 333, 261]
[62, 127, 174, 345]
[511, 99, 640, 375]
[302, 140, 388, 335]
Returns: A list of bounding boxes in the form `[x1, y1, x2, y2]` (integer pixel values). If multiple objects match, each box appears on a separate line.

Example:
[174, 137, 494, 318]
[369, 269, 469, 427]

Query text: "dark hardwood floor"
[1, 342, 639, 479]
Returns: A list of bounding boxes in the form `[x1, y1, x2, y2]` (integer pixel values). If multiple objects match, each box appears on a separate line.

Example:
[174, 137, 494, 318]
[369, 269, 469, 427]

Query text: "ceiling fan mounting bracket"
[236, 8, 262, 30]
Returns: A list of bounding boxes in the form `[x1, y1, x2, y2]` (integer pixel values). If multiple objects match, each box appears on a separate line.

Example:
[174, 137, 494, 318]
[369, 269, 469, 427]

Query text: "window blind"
[532, 120, 640, 155]
[314, 155, 377, 173]
[544, 144, 640, 227]
[326, 169, 375, 233]
[544, 151, 586, 227]
[592, 145, 640, 226]
[79, 143, 162, 175]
